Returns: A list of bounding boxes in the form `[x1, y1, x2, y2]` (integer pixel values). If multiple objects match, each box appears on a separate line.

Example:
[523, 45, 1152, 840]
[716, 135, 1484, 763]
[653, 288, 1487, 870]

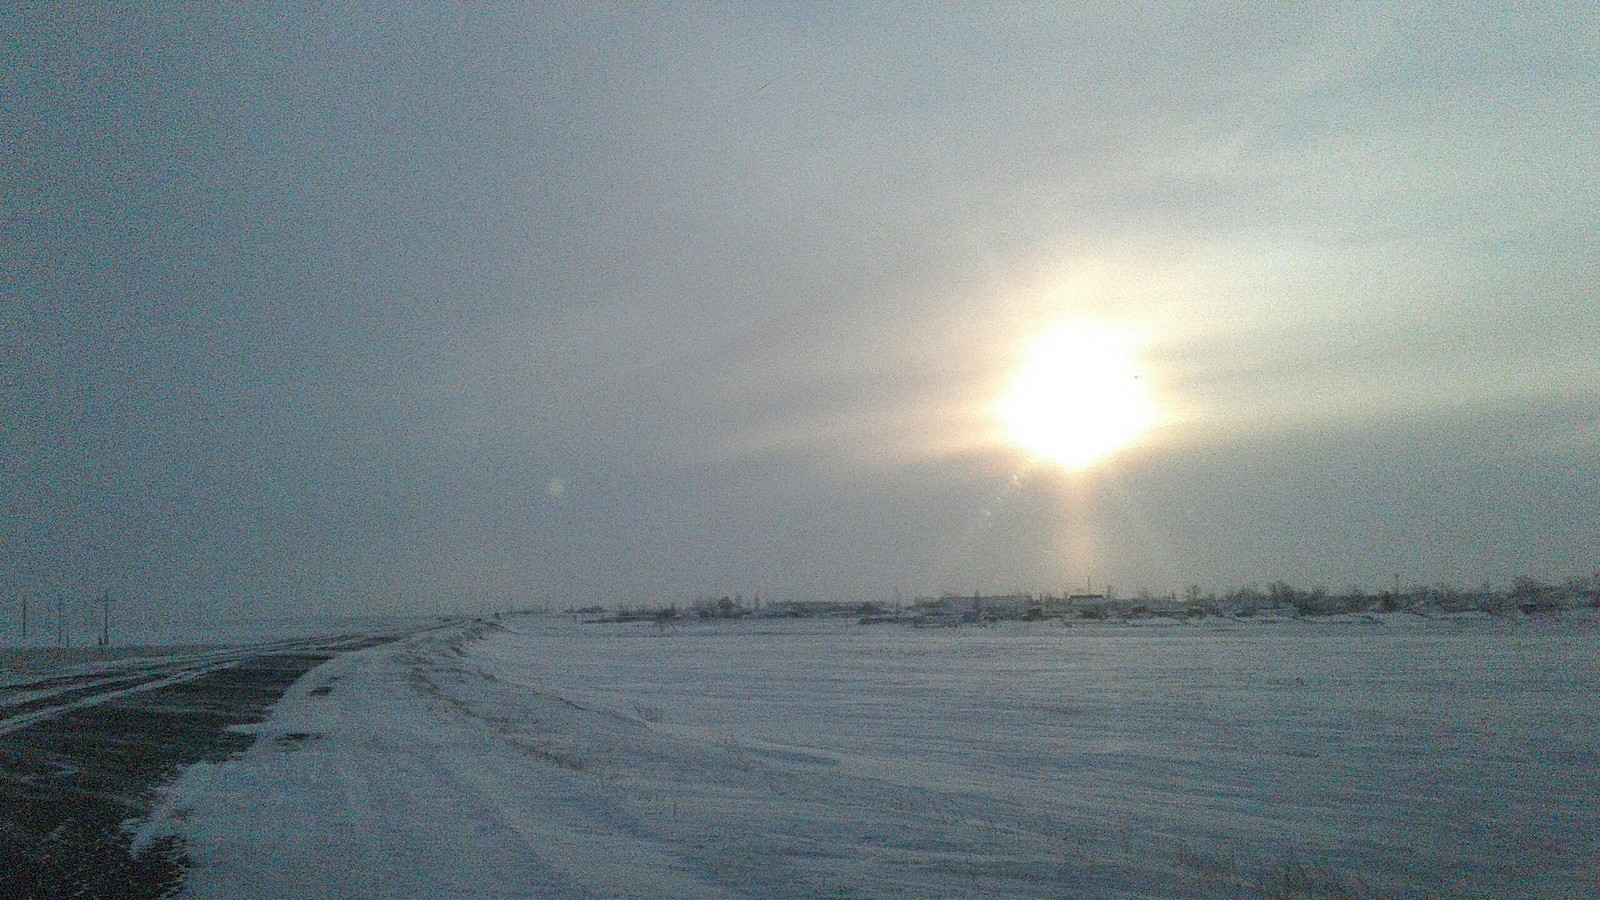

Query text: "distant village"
[569, 574, 1600, 627]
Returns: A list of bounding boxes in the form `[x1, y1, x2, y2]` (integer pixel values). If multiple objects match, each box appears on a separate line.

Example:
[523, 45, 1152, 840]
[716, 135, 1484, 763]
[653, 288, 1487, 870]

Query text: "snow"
[142, 613, 1600, 898]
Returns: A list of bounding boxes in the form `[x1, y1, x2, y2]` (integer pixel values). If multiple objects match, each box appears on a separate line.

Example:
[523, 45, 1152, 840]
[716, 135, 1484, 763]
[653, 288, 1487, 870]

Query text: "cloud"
[4, 3, 1595, 617]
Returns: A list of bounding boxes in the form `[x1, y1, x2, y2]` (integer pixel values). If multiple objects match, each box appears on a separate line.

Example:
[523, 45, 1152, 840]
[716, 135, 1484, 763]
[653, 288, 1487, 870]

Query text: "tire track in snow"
[0, 661, 245, 737]
[0, 649, 390, 898]
[0, 635, 408, 738]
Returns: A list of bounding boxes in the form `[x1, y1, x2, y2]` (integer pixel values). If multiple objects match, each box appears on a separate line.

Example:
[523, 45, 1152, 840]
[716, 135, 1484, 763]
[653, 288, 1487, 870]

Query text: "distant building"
[1039, 594, 1107, 617]
[977, 594, 1032, 620]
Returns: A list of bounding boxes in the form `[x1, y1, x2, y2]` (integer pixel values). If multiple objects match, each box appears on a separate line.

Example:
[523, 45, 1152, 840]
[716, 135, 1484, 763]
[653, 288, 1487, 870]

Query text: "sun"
[1000, 322, 1159, 470]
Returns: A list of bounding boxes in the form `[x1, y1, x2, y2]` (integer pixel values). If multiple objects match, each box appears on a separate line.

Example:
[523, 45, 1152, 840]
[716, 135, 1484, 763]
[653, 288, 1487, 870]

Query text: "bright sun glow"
[1000, 322, 1159, 470]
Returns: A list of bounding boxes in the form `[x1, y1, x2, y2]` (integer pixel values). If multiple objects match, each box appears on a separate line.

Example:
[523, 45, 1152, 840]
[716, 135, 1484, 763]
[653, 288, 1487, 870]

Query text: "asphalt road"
[0, 635, 400, 899]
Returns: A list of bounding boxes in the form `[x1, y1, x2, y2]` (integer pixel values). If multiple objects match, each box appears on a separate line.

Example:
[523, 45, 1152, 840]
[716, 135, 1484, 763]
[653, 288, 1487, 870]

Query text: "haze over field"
[4, 4, 1597, 623]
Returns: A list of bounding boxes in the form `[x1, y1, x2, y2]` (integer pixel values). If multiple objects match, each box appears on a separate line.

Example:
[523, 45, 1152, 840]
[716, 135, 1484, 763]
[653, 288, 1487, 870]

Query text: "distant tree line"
[562, 572, 1599, 626]
[1180, 573, 1599, 618]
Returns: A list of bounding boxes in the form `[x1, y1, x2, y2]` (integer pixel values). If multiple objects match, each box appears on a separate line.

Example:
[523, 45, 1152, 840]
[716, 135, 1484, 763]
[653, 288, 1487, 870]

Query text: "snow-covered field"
[143, 614, 1598, 898]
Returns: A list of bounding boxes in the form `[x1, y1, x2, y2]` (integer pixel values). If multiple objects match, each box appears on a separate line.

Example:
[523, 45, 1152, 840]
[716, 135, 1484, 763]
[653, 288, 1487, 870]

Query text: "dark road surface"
[0, 636, 399, 899]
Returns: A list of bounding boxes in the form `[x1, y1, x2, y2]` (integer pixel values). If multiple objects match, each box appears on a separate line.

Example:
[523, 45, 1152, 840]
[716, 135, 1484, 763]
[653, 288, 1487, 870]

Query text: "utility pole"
[100, 588, 112, 647]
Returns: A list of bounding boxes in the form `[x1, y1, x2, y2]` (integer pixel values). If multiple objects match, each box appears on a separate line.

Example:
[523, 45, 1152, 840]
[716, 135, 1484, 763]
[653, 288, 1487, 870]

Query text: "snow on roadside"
[137, 620, 728, 899]
[141, 614, 1600, 898]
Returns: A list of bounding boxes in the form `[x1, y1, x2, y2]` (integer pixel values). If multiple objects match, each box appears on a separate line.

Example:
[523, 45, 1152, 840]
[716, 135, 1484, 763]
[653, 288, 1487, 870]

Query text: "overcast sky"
[5, 3, 1597, 622]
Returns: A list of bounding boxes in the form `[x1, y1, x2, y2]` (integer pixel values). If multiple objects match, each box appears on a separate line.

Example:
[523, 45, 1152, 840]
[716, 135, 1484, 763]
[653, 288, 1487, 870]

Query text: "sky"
[4, 3, 1597, 624]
